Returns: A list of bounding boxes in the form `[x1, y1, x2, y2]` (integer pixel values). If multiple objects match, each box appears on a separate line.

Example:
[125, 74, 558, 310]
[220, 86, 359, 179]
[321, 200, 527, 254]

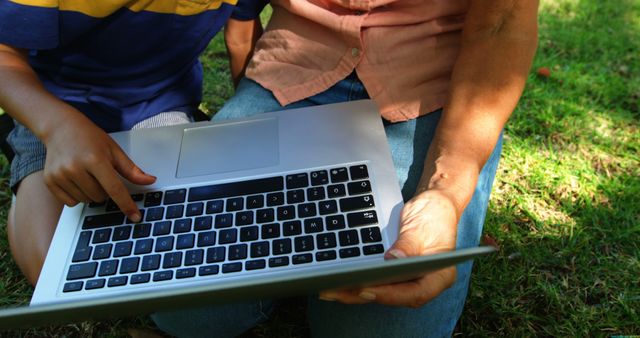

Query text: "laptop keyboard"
[63, 164, 385, 293]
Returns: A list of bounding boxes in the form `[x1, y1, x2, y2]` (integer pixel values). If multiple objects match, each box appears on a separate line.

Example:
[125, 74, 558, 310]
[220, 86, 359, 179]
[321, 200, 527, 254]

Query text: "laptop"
[0, 100, 495, 329]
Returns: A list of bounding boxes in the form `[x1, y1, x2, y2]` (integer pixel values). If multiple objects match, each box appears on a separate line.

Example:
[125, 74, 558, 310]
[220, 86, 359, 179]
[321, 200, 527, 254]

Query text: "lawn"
[1, 0, 639, 336]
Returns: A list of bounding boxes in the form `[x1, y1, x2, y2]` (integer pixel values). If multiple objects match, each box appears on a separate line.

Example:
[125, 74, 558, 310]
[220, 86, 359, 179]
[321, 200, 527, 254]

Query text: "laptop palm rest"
[176, 117, 279, 178]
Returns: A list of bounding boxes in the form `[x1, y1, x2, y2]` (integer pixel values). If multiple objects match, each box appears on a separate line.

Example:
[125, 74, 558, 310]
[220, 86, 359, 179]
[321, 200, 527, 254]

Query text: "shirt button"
[351, 48, 360, 57]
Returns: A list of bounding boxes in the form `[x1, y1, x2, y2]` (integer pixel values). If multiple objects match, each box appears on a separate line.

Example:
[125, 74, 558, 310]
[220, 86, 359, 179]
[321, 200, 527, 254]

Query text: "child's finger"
[91, 164, 140, 222]
[111, 146, 156, 185]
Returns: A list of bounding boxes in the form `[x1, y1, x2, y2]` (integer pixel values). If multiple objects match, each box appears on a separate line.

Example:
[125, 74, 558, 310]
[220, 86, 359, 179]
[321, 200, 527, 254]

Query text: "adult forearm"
[224, 18, 263, 87]
[417, 0, 539, 216]
[0, 44, 84, 143]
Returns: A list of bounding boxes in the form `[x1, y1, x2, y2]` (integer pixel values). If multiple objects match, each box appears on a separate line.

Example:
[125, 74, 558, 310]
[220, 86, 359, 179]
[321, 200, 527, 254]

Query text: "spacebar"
[188, 176, 284, 202]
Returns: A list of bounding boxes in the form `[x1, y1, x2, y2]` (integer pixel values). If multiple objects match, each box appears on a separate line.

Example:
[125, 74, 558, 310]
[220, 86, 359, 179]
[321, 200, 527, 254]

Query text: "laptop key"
[222, 262, 243, 273]
[330, 167, 349, 183]
[246, 259, 266, 270]
[132, 223, 152, 238]
[327, 184, 347, 198]
[78, 231, 92, 247]
[155, 236, 174, 252]
[347, 180, 372, 195]
[286, 189, 305, 204]
[206, 200, 224, 214]
[277, 206, 295, 221]
[194, 216, 213, 231]
[298, 203, 317, 218]
[319, 200, 338, 215]
[272, 238, 292, 255]
[85, 279, 106, 290]
[304, 218, 323, 234]
[120, 257, 140, 274]
[173, 219, 192, 233]
[250, 241, 269, 258]
[63, 281, 84, 292]
[145, 207, 164, 222]
[363, 244, 385, 255]
[226, 197, 244, 212]
[113, 241, 133, 257]
[306, 187, 325, 201]
[206, 247, 226, 263]
[261, 223, 280, 239]
[339, 247, 361, 259]
[269, 256, 289, 268]
[112, 225, 132, 241]
[235, 211, 253, 226]
[185, 249, 204, 266]
[105, 199, 119, 212]
[310, 170, 328, 186]
[219, 228, 237, 244]
[166, 205, 184, 219]
[131, 193, 144, 202]
[162, 252, 183, 269]
[83, 212, 125, 229]
[144, 191, 163, 207]
[340, 195, 375, 212]
[316, 250, 337, 261]
[186, 202, 204, 217]
[176, 234, 195, 249]
[228, 244, 248, 260]
[349, 165, 369, 180]
[286, 173, 308, 189]
[338, 230, 360, 247]
[266, 192, 284, 206]
[92, 244, 112, 260]
[360, 227, 383, 243]
[256, 208, 275, 223]
[67, 262, 97, 280]
[141, 254, 161, 271]
[131, 273, 151, 284]
[92, 228, 112, 244]
[294, 235, 314, 252]
[199, 265, 220, 276]
[215, 213, 233, 228]
[292, 253, 313, 265]
[246, 195, 264, 209]
[326, 215, 346, 230]
[98, 260, 118, 276]
[197, 231, 216, 247]
[153, 270, 173, 282]
[164, 189, 186, 205]
[153, 221, 172, 236]
[176, 268, 197, 279]
[316, 233, 337, 249]
[240, 226, 259, 242]
[134, 238, 154, 255]
[347, 210, 378, 228]
[107, 276, 128, 287]
[72, 245, 92, 263]
[282, 220, 302, 236]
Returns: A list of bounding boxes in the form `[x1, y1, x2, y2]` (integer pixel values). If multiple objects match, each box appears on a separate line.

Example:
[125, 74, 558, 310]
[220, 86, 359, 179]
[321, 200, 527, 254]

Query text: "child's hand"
[42, 114, 156, 222]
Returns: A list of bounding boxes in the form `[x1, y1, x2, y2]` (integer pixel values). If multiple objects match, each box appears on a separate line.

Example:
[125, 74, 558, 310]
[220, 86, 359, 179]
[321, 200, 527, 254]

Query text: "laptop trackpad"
[176, 117, 279, 178]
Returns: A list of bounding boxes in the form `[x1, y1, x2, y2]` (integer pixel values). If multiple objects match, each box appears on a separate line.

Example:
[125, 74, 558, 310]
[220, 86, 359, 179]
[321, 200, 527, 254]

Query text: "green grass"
[1, 0, 639, 336]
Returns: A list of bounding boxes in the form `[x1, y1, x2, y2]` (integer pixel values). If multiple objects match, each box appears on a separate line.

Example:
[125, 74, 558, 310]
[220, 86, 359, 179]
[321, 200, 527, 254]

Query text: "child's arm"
[225, 17, 263, 88]
[0, 44, 153, 222]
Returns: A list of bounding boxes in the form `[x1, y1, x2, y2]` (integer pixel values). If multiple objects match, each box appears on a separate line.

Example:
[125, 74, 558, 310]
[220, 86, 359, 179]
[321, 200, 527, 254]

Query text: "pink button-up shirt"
[245, 0, 470, 122]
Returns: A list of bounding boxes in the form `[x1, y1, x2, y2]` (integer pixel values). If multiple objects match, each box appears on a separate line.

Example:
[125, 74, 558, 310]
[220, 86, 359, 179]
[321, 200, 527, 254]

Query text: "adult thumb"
[384, 230, 424, 260]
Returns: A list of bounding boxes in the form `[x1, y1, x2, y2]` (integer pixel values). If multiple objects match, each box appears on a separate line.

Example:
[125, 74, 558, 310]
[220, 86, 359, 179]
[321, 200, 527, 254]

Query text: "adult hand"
[42, 114, 156, 222]
[319, 189, 458, 308]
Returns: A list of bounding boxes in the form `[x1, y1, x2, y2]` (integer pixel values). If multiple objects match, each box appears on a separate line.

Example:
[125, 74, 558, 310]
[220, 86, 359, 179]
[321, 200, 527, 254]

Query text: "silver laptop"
[0, 100, 495, 329]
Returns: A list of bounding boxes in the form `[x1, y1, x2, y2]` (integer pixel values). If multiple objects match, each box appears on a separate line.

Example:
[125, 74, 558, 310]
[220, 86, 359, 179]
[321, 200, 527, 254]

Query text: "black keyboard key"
[189, 177, 284, 202]
[131, 273, 151, 284]
[266, 192, 285, 206]
[120, 257, 140, 274]
[144, 191, 163, 207]
[327, 184, 347, 198]
[349, 165, 369, 180]
[222, 262, 243, 273]
[250, 241, 269, 258]
[215, 213, 233, 228]
[107, 276, 128, 287]
[310, 170, 328, 186]
[153, 221, 172, 236]
[113, 241, 133, 257]
[228, 244, 248, 261]
[162, 252, 183, 269]
[164, 189, 186, 205]
[105, 199, 119, 212]
[176, 233, 195, 250]
[92, 228, 112, 244]
[330, 167, 349, 183]
[98, 260, 119, 276]
[283, 220, 302, 236]
[226, 197, 244, 212]
[304, 218, 323, 234]
[235, 211, 253, 226]
[219, 228, 237, 244]
[246, 195, 264, 209]
[194, 216, 213, 231]
[339, 230, 360, 246]
[246, 259, 266, 271]
[206, 247, 226, 263]
[294, 235, 314, 252]
[134, 238, 154, 255]
[186, 202, 204, 217]
[347, 180, 372, 195]
[85, 279, 106, 290]
[316, 250, 337, 261]
[206, 200, 224, 214]
[277, 206, 295, 221]
[141, 254, 161, 271]
[176, 268, 196, 279]
[112, 225, 132, 241]
[155, 236, 174, 252]
[145, 207, 164, 222]
[88, 201, 106, 208]
[363, 244, 385, 255]
[272, 238, 292, 255]
[153, 270, 173, 282]
[326, 215, 346, 230]
[361, 227, 383, 243]
[317, 233, 337, 249]
[306, 187, 325, 201]
[185, 249, 204, 266]
[131, 193, 144, 202]
[92, 244, 112, 260]
[318, 200, 338, 215]
[199, 265, 219, 276]
[292, 253, 313, 265]
[286, 173, 308, 189]
[166, 205, 184, 219]
[240, 226, 259, 242]
[286, 189, 305, 204]
[256, 208, 275, 223]
[83, 212, 124, 229]
[77, 231, 92, 247]
[197, 231, 216, 247]
[347, 210, 378, 228]
[297, 203, 317, 218]
[67, 262, 97, 280]
[72, 245, 92, 263]
[63, 281, 84, 292]
[340, 195, 375, 212]
[132, 223, 152, 238]
[339, 247, 361, 258]
[261, 223, 280, 239]
[173, 218, 192, 233]
[269, 256, 289, 268]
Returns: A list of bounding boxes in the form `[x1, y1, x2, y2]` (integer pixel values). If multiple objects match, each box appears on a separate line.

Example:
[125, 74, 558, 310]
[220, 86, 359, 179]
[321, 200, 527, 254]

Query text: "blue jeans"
[152, 75, 503, 338]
